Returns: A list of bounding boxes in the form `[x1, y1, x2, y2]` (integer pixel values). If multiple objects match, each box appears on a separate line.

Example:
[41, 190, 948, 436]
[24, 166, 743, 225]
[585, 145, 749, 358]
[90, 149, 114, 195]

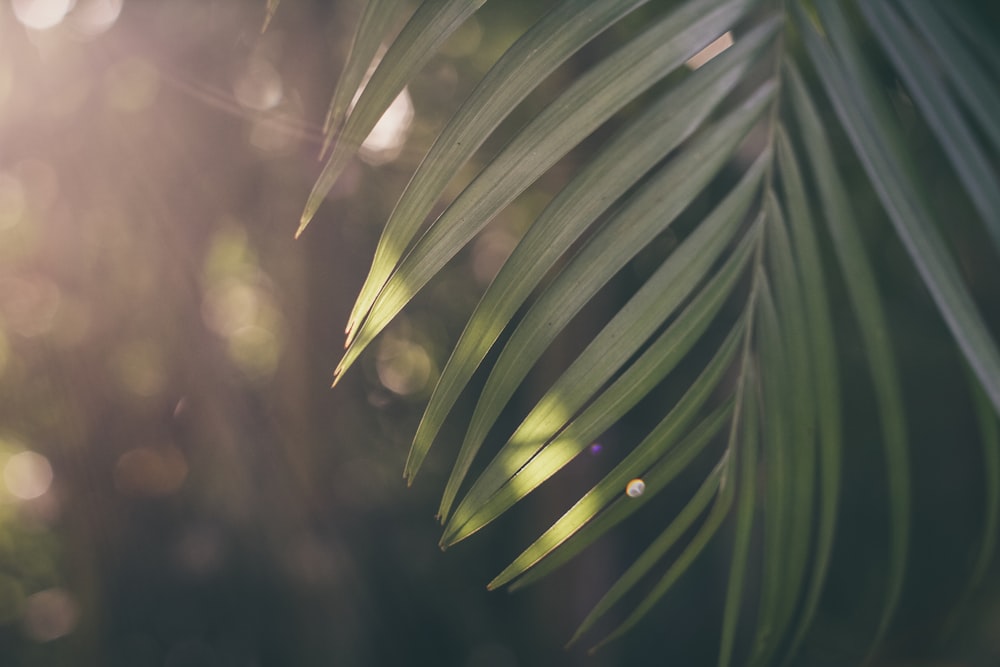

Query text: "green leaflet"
[500, 400, 734, 592]
[344, 0, 657, 338]
[439, 82, 775, 523]
[299, 0, 487, 236]
[788, 17, 910, 654]
[456, 217, 761, 553]
[773, 68, 842, 667]
[498, 318, 747, 591]
[334, 0, 761, 378]
[319, 0, 401, 153]
[860, 1, 1000, 253]
[405, 17, 780, 482]
[799, 1, 1000, 417]
[441, 163, 766, 541]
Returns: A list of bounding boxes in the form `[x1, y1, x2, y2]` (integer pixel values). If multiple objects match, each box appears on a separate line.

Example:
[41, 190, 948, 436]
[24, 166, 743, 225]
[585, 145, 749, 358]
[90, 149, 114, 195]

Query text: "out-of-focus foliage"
[0, 1, 561, 665]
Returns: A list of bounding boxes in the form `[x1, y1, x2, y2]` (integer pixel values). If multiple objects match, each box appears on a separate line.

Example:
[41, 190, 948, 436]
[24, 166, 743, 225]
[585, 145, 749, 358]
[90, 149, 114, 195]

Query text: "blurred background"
[0, 1, 998, 665]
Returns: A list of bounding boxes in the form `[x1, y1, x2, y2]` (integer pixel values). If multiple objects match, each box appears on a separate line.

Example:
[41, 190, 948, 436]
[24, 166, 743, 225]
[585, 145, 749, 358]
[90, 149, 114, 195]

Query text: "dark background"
[0, 1, 998, 665]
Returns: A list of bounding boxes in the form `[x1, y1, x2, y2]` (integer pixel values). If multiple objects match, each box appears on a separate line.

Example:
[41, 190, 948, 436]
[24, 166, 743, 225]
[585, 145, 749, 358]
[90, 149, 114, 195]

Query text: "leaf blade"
[336, 0, 763, 377]
[405, 17, 781, 481]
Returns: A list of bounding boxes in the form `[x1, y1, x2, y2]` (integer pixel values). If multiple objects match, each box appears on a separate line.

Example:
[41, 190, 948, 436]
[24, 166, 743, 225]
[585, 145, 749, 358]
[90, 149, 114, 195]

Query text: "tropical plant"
[290, 0, 999, 663]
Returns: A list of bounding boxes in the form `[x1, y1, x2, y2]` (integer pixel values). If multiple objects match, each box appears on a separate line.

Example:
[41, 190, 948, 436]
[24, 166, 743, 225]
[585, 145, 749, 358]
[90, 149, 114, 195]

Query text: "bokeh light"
[201, 225, 286, 380]
[11, 0, 72, 31]
[22, 588, 78, 641]
[3, 450, 54, 500]
[375, 325, 435, 397]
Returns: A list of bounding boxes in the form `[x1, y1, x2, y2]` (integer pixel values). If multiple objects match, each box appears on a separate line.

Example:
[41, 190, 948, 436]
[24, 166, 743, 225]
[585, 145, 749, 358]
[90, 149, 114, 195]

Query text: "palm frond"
[296, 0, 1000, 661]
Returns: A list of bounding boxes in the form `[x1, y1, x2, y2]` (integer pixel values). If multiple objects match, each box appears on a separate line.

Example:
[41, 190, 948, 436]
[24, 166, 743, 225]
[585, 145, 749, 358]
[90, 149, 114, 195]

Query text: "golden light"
[11, 0, 73, 31]
[3, 450, 54, 500]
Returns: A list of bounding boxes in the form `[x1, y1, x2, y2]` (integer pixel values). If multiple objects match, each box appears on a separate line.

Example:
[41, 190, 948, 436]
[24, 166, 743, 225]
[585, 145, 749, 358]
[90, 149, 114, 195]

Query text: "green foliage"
[293, 0, 1000, 662]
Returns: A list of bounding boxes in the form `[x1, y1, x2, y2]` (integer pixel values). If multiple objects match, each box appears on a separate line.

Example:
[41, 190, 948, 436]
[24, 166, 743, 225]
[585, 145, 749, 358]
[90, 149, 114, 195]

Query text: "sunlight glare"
[12, 0, 73, 31]
[233, 57, 283, 112]
[3, 450, 53, 500]
[360, 87, 414, 165]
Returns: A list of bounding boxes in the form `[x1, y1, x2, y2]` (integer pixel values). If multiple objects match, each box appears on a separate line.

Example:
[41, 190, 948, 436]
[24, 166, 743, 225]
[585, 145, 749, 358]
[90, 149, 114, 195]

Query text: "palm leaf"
[296, 0, 1000, 661]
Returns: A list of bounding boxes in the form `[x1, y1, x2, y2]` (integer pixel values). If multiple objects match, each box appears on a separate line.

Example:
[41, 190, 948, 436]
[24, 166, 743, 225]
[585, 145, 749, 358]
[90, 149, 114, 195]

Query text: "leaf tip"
[294, 216, 310, 240]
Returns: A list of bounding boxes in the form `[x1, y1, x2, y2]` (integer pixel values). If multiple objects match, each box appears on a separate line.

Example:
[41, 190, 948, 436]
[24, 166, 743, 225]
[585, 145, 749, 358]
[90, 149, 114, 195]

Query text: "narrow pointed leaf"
[320, 0, 400, 148]
[495, 401, 733, 591]
[718, 361, 759, 667]
[443, 173, 764, 536]
[345, 0, 659, 335]
[747, 257, 791, 667]
[457, 222, 760, 547]
[790, 16, 911, 651]
[262, 0, 280, 32]
[438, 84, 775, 522]
[860, 1, 1000, 253]
[406, 18, 780, 480]
[570, 458, 729, 648]
[774, 64, 842, 667]
[800, 1, 1000, 416]
[460, 314, 743, 573]
[900, 0, 1000, 155]
[335, 0, 763, 376]
[585, 445, 738, 651]
[299, 0, 486, 236]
